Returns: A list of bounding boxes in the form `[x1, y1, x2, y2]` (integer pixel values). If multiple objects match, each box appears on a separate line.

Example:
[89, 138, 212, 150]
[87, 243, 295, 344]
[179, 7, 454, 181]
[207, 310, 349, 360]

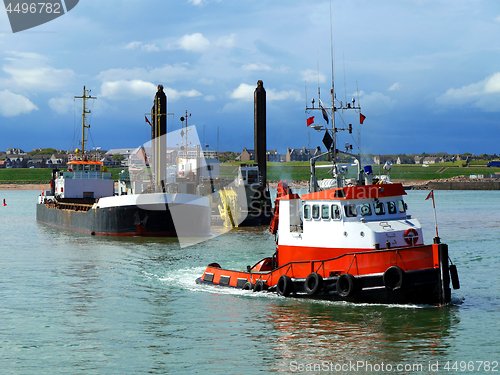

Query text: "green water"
[0, 190, 498, 374]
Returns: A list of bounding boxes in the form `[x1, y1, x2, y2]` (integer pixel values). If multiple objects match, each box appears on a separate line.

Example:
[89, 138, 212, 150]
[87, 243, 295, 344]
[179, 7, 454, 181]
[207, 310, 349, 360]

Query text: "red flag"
[425, 189, 439, 237]
[360, 113, 366, 124]
[145, 116, 151, 125]
[307, 116, 315, 127]
[425, 190, 434, 201]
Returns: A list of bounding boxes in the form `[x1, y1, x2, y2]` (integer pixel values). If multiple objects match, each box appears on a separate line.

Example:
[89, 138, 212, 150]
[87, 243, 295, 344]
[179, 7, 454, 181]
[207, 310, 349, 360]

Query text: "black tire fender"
[383, 266, 405, 290]
[276, 275, 294, 297]
[253, 279, 268, 292]
[304, 272, 323, 295]
[336, 273, 356, 297]
[450, 264, 460, 290]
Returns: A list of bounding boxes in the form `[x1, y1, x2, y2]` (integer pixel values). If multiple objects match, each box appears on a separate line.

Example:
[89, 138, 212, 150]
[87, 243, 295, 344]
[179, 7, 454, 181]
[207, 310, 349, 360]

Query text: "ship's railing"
[264, 244, 435, 287]
[61, 171, 112, 179]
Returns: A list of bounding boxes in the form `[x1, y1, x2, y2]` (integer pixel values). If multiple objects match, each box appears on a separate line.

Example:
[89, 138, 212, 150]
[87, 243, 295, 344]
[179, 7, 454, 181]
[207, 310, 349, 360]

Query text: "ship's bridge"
[54, 161, 114, 199]
[277, 184, 423, 251]
[64, 161, 112, 180]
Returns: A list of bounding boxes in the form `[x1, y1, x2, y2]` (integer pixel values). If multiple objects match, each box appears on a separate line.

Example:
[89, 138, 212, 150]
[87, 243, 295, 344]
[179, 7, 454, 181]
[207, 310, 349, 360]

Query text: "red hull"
[196, 241, 452, 305]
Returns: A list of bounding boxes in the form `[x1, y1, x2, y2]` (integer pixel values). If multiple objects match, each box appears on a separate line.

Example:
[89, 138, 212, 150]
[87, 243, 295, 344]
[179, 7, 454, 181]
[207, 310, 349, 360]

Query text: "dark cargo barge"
[36, 85, 211, 239]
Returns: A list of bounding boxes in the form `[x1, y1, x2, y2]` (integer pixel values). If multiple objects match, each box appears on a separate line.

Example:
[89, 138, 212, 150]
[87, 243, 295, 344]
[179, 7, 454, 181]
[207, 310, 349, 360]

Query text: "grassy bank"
[0, 167, 123, 184]
[221, 161, 497, 181]
[1, 163, 497, 184]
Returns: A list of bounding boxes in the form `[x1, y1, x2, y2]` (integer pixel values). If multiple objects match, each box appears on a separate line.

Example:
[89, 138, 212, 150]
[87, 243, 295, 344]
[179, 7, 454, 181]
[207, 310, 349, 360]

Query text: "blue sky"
[1, 0, 500, 156]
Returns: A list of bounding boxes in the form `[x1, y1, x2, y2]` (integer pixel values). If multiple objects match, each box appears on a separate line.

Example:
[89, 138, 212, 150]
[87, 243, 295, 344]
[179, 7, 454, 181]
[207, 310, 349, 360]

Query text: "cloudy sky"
[1, 0, 500, 156]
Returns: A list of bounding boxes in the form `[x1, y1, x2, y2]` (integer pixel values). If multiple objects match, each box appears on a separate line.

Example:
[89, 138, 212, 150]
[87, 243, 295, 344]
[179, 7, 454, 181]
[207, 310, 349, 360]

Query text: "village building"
[6, 148, 24, 155]
[238, 148, 255, 161]
[266, 149, 281, 162]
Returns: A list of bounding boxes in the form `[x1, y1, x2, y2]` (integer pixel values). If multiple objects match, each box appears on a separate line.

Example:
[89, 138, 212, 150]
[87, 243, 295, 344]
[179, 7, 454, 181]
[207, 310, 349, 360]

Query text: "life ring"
[404, 228, 419, 246]
[336, 273, 356, 297]
[276, 275, 294, 297]
[253, 279, 268, 292]
[383, 266, 405, 290]
[304, 272, 323, 295]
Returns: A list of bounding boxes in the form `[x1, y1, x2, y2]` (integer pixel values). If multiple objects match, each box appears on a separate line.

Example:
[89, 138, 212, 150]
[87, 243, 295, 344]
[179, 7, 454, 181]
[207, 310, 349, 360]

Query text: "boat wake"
[151, 267, 449, 309]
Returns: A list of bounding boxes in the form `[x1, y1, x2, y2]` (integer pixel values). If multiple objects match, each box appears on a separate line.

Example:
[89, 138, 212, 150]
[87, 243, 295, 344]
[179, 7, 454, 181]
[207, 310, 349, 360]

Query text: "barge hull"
[36, 202, 210, 237]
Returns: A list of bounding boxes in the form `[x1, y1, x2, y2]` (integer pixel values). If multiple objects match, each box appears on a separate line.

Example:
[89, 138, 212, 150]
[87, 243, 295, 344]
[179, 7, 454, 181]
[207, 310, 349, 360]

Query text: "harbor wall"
[419, 181, 500, 190]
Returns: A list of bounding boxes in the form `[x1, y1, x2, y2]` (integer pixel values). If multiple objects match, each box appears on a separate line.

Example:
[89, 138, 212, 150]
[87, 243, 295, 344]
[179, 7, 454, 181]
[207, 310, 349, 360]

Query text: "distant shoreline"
[0, 183, 50, 191]
[2, 177, 499, 191]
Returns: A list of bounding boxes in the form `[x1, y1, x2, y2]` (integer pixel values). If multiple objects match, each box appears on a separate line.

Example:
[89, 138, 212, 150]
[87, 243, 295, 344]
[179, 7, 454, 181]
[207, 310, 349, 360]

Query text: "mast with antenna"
[304, 0, 362, 192]
[74, 86, 96, 158]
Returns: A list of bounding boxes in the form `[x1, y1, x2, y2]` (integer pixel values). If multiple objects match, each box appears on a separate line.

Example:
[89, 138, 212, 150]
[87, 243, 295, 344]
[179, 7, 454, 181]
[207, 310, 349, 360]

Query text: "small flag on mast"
[145, 116, 151, 125]
[425, 190, 434, 201]
[360, 113, 366, 124]
[322, 130, 333, 151]
[320, 104, 329, 124]
[307, 116, 315, 127]
[425, 189, 439, 238]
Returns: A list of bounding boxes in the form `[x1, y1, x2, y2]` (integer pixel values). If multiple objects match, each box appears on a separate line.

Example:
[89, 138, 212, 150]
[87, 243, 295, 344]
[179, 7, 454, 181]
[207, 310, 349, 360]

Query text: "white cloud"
[5, 51, 44, 60]
[97, 64, 192, 83]
[177, 33, 210, 52]
[124, 41, 142, 50]
[388, 83, 401, 91]
[100, 80, 157, 100]
[124, 41, 159, 52]
[0, 90, 37, 116]
[267, 89, 301, 102]
[358, 91, 397, 116]
[143, 44, 160, 52]
[99, 80, 203, 102]
[242, 63, 272, 72]
[48, 96, 74, 115]
[301, 69, 326, 84]
[199, 78, 214, 85]
[215, 34, 237, 48]
[183, 89, 203, 98]
[484, 72, 500, 94]
[163, 87, 202, 101]
[230, 83, 255, 101]
[165, 32, 233, 52]
[436, 72, 500, 111]
[188, 0, 221, 5]
[1, 51, 74, 91]
[230, 83, 301, 102]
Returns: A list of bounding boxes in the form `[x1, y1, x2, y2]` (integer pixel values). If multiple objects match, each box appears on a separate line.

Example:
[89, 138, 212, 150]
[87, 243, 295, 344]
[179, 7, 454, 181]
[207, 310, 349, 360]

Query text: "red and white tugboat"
[196, 84, 460, 305]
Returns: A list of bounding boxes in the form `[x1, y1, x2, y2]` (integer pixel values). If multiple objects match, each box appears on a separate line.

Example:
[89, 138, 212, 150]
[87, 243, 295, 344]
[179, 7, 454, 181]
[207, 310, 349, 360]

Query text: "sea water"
[0, 190, 499, 374]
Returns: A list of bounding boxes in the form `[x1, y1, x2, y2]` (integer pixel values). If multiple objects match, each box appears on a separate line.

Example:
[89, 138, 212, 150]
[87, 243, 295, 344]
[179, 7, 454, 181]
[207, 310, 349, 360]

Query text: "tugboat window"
[374, 201, 385, 215]
[344, 204, 357, 217]
[331, 204, 341, 220]
[360, 203, 372, 216]
[321, 204, 330, 219]
[387, 201, 397, 214]
[397, 200, 406, 213]
[312, 204, 320, 219]
[304, 205, 311, 219]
